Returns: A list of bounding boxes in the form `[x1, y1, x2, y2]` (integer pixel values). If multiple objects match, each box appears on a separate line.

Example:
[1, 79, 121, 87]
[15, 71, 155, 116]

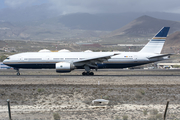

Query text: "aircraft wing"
[73, 53, 119, 66]
[147, 54, 174, 59]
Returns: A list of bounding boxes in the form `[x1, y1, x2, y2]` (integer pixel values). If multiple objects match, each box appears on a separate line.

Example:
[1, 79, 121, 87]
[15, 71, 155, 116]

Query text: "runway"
[1, 74, 180, 77]
[0, 69, 180, 85]
[1, 69, 180, 76]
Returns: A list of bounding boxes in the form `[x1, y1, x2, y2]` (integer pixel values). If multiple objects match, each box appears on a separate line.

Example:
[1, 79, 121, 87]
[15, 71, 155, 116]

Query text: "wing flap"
[73, 53, 119, 64]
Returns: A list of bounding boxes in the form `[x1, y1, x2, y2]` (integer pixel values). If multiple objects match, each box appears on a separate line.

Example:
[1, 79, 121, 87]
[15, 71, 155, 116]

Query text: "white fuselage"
[3, 51, 166, 69]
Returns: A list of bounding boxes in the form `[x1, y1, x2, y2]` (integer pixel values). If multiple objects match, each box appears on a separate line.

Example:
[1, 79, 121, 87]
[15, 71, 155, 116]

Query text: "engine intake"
[56, 62, 75, 73]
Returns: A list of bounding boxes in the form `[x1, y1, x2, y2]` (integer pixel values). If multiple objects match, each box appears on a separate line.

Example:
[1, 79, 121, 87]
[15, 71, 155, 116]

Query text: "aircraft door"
[44, 56, 50, 61]
[20, 56, 24, 61]
[133, 55, 138, 62]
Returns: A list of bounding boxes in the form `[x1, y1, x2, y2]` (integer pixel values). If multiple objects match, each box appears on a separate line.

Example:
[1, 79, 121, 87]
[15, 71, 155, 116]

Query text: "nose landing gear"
[15, 68, 20, 76]
[17, 72, 20, 76]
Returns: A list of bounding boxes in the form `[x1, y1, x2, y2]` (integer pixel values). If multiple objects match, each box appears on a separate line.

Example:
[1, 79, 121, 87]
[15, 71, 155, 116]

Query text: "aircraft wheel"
[17, 72, 20, 76]
[82, 72, 94, 76]
[82, 72, 86, 76]
[86, 72, 90, 75]
[90, 72, 94, 75]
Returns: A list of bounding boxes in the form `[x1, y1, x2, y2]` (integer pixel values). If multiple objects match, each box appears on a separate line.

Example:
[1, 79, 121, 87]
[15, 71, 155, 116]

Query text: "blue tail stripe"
[155, 27, 170, 37]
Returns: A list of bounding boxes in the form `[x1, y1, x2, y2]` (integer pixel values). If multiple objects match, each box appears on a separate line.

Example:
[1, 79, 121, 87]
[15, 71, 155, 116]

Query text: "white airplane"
[3, 27, 172, 76]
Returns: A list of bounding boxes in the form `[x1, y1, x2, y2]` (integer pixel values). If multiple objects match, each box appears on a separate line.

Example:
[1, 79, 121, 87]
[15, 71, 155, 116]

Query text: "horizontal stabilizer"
[147, 54, 174, 59]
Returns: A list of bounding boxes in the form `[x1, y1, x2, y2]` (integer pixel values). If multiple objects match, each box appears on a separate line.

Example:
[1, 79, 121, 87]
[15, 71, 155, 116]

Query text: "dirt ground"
[0, 69, 180, 120]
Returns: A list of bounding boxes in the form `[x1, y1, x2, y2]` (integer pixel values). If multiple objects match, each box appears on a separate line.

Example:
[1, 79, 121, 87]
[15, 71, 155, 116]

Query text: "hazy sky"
[1, 0, 180, 14]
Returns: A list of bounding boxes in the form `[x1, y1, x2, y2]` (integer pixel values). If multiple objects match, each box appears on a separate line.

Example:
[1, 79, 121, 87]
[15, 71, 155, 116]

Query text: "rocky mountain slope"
[0, 15, 180, 54]
[103, 15, 180, 38]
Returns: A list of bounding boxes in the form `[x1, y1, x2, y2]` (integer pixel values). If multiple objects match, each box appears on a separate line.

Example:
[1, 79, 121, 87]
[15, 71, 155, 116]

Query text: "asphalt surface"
[0, 69, 180, 77]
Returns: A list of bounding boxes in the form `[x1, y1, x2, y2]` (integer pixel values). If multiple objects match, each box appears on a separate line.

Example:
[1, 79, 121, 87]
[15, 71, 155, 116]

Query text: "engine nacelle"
[56, 62, 75, 73]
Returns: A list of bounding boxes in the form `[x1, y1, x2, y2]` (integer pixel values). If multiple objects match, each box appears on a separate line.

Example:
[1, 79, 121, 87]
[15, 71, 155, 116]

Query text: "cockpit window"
[6, 57, 10, 60]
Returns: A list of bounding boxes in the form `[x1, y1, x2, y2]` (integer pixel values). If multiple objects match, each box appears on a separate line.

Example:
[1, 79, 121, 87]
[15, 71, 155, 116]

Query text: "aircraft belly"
[97, 63, 143, 69]
[6, 63, 55, 69]
[97, 60, 151, 69]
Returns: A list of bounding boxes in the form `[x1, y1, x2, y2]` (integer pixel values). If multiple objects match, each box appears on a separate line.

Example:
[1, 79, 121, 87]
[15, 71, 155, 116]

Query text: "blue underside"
[7, 63, 148, 69]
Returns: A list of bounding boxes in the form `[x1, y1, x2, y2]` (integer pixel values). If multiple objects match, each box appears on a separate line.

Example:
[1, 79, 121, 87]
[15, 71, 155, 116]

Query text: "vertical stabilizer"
[139, 27, 170, 53]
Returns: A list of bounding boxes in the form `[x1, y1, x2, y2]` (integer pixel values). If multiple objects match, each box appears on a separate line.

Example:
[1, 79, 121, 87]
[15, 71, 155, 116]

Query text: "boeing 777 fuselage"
[3, 27, 172, 75]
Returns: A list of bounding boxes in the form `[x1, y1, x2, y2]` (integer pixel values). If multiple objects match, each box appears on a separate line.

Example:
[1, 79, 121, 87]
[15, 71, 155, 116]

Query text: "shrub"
[103, 95, 109, 99]
[150, 109, 158, 115]
[173, 65, 180, 68]
[135, 92, 142, 100]
[143, 109, 148, 116]
[123, 95, 129, 101]
[37, 88, 44, 93]
[156, 113, 163, 120]
[147, 115, 156, 120]
[138, 89, 145, 95]
[122, 115, 128, 120]
[53, 113, 60, 120]
[115, 116, 120, 120]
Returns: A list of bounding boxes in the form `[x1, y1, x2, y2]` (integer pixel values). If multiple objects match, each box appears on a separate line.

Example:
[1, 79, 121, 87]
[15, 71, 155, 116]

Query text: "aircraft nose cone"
[3, 59, 7, 64]
[3, 60, 5, 63]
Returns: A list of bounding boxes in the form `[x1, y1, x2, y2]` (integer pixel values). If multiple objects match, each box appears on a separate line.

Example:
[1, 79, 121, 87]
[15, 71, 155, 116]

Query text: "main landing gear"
[82, 65, 95, 76]
[15, 68, 20, 76]
[82, 71, 94, 76]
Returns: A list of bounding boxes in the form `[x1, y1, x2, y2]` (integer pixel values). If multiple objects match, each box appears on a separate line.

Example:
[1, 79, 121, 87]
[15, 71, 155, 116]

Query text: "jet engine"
[56, 62, 75, 73]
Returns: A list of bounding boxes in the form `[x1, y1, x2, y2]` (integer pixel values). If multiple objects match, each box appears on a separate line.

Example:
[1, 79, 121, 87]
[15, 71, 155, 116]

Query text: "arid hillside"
[162, 31, 180, 53]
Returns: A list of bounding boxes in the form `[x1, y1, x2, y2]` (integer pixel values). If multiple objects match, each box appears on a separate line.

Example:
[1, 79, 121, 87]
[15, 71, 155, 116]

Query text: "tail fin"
[139, 27, 170, 53]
